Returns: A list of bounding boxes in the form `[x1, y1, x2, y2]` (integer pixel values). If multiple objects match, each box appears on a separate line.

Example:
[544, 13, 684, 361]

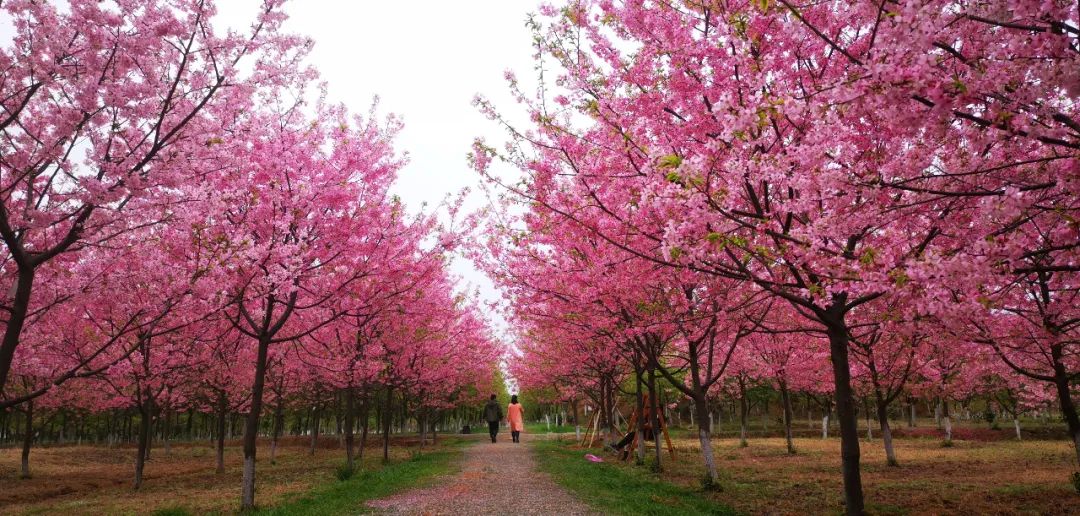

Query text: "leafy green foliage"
[334, 463, 355, 482]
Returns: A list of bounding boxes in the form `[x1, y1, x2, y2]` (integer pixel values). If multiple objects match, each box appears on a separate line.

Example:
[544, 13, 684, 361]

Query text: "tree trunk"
[20, 399, 33, 478]
[763, 398, 769, 431]
[647, 366, 662, 471]
[571, 399, 581, 441]
[934, 399, 942, 428]
[692, 393, 719, 484]
[162, 409, 171, 455]
[0, 267, 35, 392]
[1051, 353, 1080, 467]
[270, 397, 284, 464]
[431, 412, 438, 445]
[334, 403, 344, 448]
[738, 378, 749, 448]
[359, 391, 371, 461]
[600, 376, 613, 446]
[822, 412, 830, 439]
[215, 391, 227, 474]
[907, 398, 916, 428]
[145, 415, 153, 462]
[134, 397, 155, 489]
[863, 398, 873, 440]
[805, 397, 813, 430]
[344, 388, 356, 470]
[1013, 417, 1022, 441]
[240, 335, 271, 510]
[418, 408, 428, 452]
[382, 386, 393, 464]
[309, 405, 321, 456]
[779, 378, 795, 454]
[942, 399, 952, 443]
[876, 398, 897, 466]
[634, 362, 646, 464]
[825, 311, 865, 516]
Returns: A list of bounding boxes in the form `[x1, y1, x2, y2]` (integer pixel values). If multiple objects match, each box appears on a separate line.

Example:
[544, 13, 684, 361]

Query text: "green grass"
[992, 483, 1051, 496]
[532, 439, 738, 516]
[150, 508, 194, 516]
[254, 444, 463, 516]
[524, 422, 577, 433]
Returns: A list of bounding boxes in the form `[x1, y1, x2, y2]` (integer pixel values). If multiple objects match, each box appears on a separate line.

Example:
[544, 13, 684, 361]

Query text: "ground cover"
[257, 442, 463, 516]
[555, 432, 1079, 515]
[524, 422, 576, 434]
[532, 439, 737, 515]
[0, 436, 464, 515]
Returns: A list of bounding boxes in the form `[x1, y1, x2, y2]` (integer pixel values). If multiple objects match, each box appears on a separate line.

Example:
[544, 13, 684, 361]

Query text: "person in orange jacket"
[507, 394, 525, 443]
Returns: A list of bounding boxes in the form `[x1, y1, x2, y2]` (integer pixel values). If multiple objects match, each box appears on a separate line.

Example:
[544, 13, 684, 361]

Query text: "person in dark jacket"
[483, 394, 503, 443]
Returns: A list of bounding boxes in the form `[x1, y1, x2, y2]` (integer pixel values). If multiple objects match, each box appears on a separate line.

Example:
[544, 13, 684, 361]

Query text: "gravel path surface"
[367, 433, 596, 515]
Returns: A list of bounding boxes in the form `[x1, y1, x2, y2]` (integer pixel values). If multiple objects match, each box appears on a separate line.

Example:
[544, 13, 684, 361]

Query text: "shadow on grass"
[532, 439, 737, 516]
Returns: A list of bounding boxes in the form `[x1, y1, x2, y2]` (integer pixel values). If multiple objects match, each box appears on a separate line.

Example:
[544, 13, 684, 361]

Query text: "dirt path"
[367, 433, 595, 515]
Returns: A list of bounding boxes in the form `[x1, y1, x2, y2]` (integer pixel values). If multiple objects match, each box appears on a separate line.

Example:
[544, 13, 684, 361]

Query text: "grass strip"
[255, 445, 463, 516]
[532, 439, 738, 516]
[524, 422, 577, 434]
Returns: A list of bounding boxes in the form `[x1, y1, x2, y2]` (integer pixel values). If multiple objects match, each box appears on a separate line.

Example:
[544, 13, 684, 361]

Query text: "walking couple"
[482, 394, 524, 443]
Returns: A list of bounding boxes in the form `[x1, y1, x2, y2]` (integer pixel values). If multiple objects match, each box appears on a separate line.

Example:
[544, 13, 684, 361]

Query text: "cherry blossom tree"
[474, 2, 1078, 512]
[849, 305, 930, 466]
[201, 100, 405, 508]
[655, 280, 768, 482]
[0, 0, 306, 397]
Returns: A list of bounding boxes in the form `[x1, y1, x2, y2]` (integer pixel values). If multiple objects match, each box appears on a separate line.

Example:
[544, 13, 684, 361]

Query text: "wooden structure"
[618, 401, 675, 460]
[579, 401, 675, 460]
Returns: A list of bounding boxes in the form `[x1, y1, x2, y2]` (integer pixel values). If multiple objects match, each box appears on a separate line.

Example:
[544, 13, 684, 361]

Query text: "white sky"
[214, 1, 540, 347]
[0, 1, 539, 354]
